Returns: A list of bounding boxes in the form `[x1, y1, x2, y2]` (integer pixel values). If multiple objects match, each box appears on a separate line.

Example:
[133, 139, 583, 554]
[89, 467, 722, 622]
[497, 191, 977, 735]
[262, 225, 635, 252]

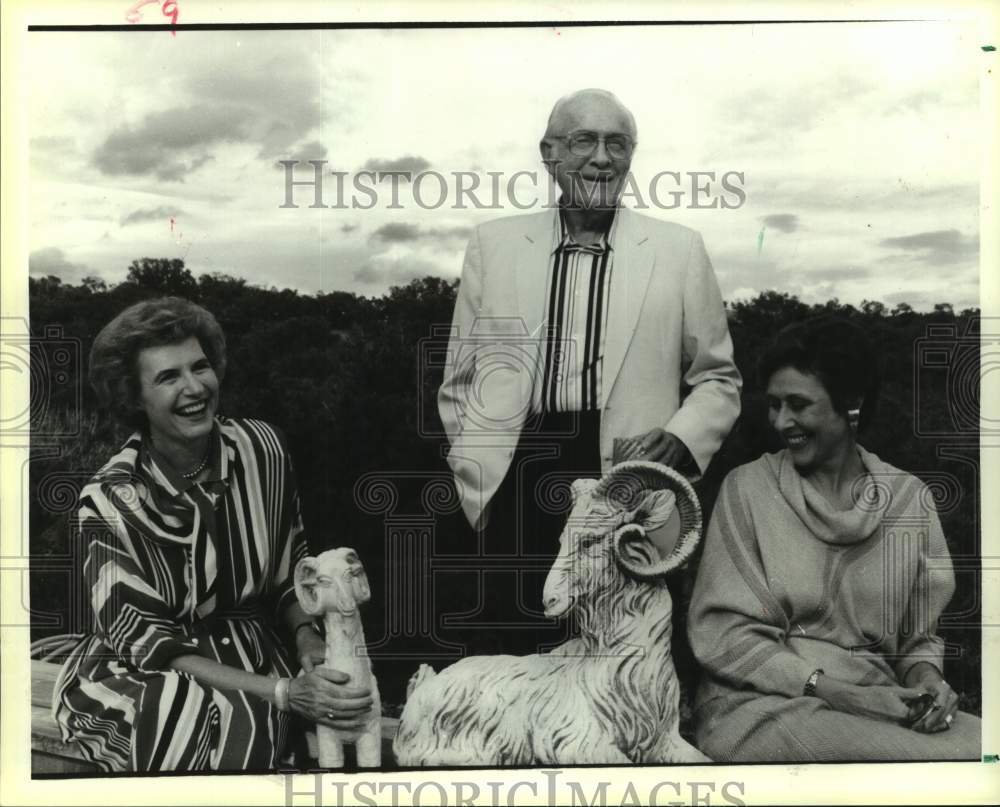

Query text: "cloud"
[362, 155, 432, 177]
[352, 255, 445, 285]
[120, 205, 184, 227]
[371, 223, 420, 242]
[29, 248, 93, 282]
[878, 229, 978, 265]
[429, 225, 473, 240]
[710, 74, 875, 153]
[274, 140, 329, 170]
[183, 56, 327, 158]
[742, 177, 977, 216]
[711, 251, 877, 307]
[893, 88, 944, 113]
[882, 285, 978, 310]
[761, 214, 799, 233]
[370, 222, 473, 243]
[31, 136, 75, 156]
[93, 104, 251, 181]
[814, 265, 870, 280]
[92, 52, 338, 179]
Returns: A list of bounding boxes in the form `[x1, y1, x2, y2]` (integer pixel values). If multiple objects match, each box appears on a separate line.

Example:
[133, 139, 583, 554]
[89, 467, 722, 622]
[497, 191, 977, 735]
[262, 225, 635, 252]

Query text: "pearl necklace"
[181, 451, 211, 480]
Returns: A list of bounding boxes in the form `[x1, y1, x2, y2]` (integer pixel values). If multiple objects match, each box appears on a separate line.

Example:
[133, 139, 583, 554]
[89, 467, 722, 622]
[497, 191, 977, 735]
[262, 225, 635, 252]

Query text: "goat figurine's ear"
[349, 561, 371, 605]
[612, 524, 660, 577]
[294, 556, 325, 616]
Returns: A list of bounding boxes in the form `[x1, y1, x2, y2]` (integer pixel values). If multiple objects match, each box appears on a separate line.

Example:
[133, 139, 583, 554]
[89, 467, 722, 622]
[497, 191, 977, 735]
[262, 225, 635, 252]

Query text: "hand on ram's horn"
[627, 428, 692, 470]
[289, 667, 374, 730]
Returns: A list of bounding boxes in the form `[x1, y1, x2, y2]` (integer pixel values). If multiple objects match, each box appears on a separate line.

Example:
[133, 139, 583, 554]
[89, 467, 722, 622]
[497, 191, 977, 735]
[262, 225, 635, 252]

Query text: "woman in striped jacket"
[53, 297, 374, 772]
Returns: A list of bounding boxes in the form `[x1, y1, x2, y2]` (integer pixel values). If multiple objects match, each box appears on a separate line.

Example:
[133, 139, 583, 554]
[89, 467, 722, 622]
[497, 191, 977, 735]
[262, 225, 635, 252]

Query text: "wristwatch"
[804, 669, 824, 697]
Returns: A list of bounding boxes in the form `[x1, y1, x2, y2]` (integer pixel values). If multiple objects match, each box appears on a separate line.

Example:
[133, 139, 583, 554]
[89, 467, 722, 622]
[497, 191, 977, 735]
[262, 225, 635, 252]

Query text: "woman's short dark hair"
[757, 316, 880, 431]
[89, 297, 226, 429]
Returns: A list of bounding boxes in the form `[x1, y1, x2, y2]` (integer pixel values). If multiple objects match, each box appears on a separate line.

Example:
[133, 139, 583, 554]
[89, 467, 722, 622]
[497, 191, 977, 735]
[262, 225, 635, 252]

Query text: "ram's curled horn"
[600, 461, 703, 578]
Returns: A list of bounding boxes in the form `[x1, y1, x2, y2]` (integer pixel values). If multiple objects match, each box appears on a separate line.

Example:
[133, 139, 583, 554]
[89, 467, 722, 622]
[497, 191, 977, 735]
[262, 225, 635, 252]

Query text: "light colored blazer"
[438, 206, 742, 529]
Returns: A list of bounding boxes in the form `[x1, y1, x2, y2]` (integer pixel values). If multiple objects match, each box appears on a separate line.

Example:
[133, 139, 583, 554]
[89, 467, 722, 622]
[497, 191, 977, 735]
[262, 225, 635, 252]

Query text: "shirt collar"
[139, 419, 229, 498]
[554, 203, 620, 255]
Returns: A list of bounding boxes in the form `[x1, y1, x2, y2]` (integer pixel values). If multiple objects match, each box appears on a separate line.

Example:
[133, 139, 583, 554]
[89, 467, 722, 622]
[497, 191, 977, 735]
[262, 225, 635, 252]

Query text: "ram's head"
[294, 547, 372, 617]
[541, 461, 702, 618]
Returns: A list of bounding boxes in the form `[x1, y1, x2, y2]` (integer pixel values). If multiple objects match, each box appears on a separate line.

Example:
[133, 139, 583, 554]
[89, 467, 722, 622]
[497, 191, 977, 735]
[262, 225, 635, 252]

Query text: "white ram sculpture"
[393, 461, 709, 766]
[294, 548, 382, 768]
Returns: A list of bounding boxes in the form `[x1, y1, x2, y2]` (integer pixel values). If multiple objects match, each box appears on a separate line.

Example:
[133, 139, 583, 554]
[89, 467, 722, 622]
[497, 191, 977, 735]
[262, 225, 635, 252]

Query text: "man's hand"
[621, 428, 693, 470]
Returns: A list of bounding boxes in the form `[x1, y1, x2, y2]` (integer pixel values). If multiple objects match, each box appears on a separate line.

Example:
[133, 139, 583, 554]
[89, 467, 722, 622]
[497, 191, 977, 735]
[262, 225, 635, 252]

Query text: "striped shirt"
[536, 213, 618, 413]
[53, 417, 307, 772]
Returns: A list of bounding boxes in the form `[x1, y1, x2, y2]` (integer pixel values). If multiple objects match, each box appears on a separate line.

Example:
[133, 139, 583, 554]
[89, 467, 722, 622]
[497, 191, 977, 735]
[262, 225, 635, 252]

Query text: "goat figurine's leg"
[316, 725, 345, 768]
[355, 719, 382, 768]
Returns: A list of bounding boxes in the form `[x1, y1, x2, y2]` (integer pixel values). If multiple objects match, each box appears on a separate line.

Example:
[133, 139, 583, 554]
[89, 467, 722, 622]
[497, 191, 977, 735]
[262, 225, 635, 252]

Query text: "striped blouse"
[53, 417, 309, 771]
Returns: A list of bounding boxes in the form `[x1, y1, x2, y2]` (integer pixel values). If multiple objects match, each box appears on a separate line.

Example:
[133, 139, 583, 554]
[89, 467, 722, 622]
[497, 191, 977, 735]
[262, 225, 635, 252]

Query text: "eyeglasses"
[552, 130, 636, 160]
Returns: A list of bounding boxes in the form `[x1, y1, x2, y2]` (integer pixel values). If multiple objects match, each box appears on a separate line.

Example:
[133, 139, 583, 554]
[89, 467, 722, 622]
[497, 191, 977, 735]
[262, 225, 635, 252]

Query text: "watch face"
[802, 670, 823, 696]
[903, 692, 937, 728]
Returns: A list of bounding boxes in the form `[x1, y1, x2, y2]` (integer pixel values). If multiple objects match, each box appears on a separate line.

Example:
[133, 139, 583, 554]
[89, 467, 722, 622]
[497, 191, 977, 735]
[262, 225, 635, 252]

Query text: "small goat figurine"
[294, 548, 382, 768]
[393, 461, 710, 766]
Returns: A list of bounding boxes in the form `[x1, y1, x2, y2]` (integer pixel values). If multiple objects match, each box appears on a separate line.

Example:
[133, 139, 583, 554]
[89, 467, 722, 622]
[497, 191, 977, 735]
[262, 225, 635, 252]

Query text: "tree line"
[28, 259, 982, 710]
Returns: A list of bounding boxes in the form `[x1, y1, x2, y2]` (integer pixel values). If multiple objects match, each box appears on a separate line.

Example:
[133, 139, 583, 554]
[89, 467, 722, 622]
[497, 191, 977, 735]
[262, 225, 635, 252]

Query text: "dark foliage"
[28, 265, 981, 712]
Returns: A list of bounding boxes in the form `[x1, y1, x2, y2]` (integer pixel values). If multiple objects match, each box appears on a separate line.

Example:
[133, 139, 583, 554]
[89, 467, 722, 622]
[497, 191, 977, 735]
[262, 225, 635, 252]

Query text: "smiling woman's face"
[765, 365, 852, 472]
[136, 335, 219, 452]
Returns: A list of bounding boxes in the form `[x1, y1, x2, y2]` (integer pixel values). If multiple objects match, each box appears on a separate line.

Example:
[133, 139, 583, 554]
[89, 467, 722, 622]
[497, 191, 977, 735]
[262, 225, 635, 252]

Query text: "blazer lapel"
[602, 208, 654, 408]
[514, 207, 560, 338]
[511, 208, 559, 400]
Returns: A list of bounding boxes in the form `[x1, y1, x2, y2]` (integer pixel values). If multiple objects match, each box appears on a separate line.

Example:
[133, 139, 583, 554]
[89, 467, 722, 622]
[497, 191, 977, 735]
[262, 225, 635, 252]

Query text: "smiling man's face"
[540, 91, 637, 211]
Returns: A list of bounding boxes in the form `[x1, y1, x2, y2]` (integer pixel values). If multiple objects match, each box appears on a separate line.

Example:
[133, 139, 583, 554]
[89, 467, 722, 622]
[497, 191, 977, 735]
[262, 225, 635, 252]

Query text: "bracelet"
[274, 677, 291, 712]
[804, 668, 824, 697]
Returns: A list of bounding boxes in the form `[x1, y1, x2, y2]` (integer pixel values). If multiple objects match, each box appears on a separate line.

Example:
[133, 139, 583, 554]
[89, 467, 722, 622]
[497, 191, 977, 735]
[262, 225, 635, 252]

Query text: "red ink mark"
[162, 0, 179, 35]
[169, 216, 176, 232]
[125, 0, 178, 35]
[125, 0, 158, 24]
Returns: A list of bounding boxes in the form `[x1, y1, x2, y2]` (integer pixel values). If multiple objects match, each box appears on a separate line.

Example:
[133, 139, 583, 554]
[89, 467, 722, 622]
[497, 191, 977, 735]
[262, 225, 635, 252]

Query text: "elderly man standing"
[438, 88, 741, 654]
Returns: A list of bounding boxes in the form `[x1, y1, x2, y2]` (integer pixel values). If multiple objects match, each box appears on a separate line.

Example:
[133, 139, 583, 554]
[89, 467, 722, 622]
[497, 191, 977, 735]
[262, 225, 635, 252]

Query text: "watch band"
[804, 668, 824, 697]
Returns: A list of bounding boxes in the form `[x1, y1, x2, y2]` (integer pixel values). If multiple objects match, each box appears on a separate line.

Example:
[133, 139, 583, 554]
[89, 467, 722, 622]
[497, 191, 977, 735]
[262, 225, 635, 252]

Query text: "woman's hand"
[904, 663, 959, 733]
[908, 678, 959, 732]
[288, 667, 374, 731]
[295, 625, 327, 673]
[815, 675, 924, 723]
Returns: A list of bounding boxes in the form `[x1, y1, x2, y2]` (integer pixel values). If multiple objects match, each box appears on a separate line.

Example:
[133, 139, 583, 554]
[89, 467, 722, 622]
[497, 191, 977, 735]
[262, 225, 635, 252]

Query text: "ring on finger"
[945, 714, 954, 726]
[326, 711, 335, 719]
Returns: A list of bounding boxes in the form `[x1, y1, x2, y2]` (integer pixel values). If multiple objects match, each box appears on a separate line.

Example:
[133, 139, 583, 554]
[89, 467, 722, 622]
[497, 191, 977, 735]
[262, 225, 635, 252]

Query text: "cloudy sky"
[27, 21, 983, 308]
